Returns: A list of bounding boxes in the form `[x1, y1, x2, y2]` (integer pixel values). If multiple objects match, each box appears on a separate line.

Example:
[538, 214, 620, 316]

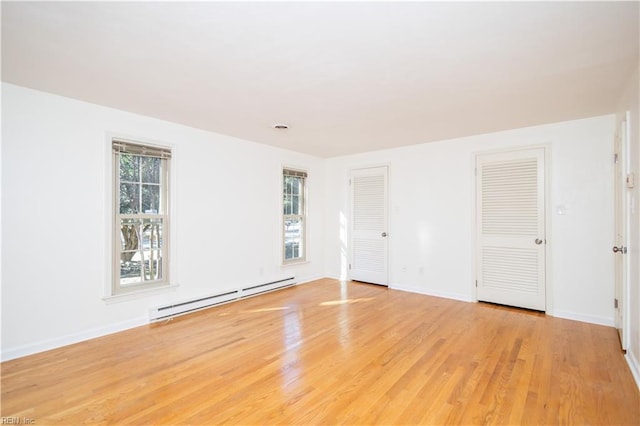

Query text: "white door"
[350, 166, 389, 286]
[613, 113, 629, 350]
[476, 148, 546, 311]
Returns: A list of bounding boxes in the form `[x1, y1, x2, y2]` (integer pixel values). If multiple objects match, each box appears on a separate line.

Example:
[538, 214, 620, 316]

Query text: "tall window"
[283, 168, 307, 263]
[113, 139, 170, 294]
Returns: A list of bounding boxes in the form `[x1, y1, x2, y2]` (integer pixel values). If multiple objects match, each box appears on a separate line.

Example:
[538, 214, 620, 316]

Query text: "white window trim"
[282, 167, 308, 265]
[104, 133, 178, 300]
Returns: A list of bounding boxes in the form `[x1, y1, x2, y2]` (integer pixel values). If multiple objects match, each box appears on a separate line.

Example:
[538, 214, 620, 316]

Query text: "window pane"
[142, 184, 160, 214]
[283, 194, 291, 215]
[120, 219, 140, 252]
[292, 177, 300, 195]
[120, 154, 139, 182]
[142, 219, 163, 250]
[120, 253, 142, 286]
[291, 195, 299, 215]
[284, 217, 303, 260]
[141, 157, 161, 184]
[285, 241, 300, 260]
[120, 183, 140, 214]
[143, 250, 163, 281]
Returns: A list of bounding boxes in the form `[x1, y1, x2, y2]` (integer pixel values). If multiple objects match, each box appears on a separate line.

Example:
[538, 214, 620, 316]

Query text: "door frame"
[348, 163, 391, 286]
[471, 145, 553, 313]
[614, 111, 630, 350]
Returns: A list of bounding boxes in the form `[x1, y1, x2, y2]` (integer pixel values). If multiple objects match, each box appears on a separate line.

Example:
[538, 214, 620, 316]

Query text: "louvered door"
[476, 148, 546, 311]
[350, 166, 389, 286]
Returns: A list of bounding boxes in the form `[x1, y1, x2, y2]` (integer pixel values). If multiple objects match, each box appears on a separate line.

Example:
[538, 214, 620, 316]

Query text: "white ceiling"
[2, 1, 639, 157]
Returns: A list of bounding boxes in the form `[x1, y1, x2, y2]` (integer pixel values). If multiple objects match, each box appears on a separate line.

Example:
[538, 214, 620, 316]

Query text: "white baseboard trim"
[390, 283, 473, 303]
[626, 350, 640, 390]
[322, 274, 343, 281]
[296, 274, 326, 285]
[551, 310, 615, 327]
[1, 316, 149, 362]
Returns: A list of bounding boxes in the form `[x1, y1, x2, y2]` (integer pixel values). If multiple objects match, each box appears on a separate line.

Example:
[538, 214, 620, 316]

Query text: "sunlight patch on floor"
[319, 297, 374, 306]
[243, 306, 290, 313]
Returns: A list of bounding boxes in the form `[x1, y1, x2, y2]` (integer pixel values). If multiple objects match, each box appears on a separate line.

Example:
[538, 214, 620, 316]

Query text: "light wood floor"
[2, 278, 639, 425]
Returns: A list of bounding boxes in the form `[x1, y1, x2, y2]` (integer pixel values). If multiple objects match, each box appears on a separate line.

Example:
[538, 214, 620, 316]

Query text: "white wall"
[617, 62, 640, 386]
[324, 115, 615, 325]
[1, 83, 325, 360]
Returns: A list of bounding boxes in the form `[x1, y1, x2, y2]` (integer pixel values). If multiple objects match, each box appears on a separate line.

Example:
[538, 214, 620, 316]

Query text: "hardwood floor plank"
[2, 279, 639, 425]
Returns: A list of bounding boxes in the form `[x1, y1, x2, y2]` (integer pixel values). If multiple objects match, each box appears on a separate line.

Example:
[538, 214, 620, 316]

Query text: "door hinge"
[614, 298, 619, 309]
[475, 280, 478, 288]
[614, 153, 619, 164]
[349, 264, 351, 270]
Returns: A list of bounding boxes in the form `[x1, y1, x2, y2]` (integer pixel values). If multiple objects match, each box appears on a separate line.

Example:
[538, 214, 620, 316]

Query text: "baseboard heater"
[149, 277, 296, 322]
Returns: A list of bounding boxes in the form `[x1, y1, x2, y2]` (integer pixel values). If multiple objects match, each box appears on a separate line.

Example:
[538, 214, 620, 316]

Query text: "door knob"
[613, 246, 627, 254]
[381, 232, 387, 237]
[535, 239, 543, 245]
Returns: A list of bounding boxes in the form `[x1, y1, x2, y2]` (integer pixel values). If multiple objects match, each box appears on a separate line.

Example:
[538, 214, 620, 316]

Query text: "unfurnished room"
[1, 1, 640, 425]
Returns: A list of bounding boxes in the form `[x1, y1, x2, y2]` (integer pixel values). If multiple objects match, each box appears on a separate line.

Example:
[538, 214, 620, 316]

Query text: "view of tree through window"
[113, 140, 170, 294]
[283, 169, 307, 262]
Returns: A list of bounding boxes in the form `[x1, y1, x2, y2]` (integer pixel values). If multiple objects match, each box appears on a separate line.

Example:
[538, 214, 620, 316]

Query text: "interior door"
[613, 113, 629, 350]
[350, 166, 388, 286]
[476, 148, 546, 311]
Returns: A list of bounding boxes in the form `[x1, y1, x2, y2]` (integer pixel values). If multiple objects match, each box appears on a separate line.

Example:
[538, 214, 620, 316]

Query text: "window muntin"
[283, 169, 307, 263]
[113, 140, 170, 294]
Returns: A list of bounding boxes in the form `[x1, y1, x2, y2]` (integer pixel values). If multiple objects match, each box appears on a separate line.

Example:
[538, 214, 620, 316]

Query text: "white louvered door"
[476, 148, 546, 311]
[350, 166, 389, 286]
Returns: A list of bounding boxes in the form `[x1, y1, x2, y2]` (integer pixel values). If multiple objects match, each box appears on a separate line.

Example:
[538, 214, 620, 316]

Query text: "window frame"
[282, 167, 307, 264]
[112, 138, 171, 295]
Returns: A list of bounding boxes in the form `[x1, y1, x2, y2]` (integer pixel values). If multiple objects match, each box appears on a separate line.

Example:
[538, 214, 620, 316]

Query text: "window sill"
[103, 283, 180, 304]
[282, 260, 310, 267]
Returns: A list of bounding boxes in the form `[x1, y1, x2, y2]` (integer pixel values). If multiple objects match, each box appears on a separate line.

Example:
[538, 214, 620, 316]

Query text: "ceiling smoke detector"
[273, 124, 289, 130]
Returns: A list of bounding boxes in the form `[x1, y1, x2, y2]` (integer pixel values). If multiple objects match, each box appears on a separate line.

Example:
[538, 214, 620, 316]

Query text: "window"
[283, 168, 307, 263]
[113, 139, 170, 295]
